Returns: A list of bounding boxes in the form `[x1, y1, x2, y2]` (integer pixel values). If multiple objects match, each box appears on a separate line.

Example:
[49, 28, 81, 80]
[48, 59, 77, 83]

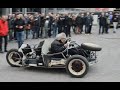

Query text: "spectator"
[81, 13, 85, 33]
[43, 16, 50, 38]
[112, 12, 119, 33]
[29, 15, 35, 39]
[8, 14, 14, 41]
[71, 15, 77, 34]
[14, 14, 25, 48]
[85, 12, 93, 34]
[0, 15, 9, 53]
[52, 15, 58, 37]
[64, 13, 71, 37]
[48, 12, 53, 37]
[40, 13, 45, 38]
[57, 14, 65, 34]
[24, 14, 31, 39]
[105, 13, 110, 34]
[67, 14, 72, 37]
[12, 14, 17, 40]
[109, 12, 113, 24]
[75, 13, 83, 34]
[98, 12, 107, 34]
[32, 12, 41, 39]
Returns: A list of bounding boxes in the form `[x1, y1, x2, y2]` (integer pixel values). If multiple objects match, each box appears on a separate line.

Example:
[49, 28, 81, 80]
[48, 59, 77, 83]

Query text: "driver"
[51, 32, 68, 53]
[50, 32, 78, 57]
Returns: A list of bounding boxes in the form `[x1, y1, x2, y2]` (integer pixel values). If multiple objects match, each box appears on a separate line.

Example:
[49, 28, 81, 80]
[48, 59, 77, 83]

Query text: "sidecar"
[6, 39, 102, 78]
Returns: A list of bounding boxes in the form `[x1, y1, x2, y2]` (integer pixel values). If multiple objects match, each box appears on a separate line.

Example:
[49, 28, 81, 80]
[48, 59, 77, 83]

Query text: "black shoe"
[4, 50, 8, 52]
[113, 31, 116, 33]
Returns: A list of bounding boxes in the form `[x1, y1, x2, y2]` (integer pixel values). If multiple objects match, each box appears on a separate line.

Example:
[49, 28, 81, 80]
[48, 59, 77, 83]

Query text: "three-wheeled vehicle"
[6, 38, 102, 78]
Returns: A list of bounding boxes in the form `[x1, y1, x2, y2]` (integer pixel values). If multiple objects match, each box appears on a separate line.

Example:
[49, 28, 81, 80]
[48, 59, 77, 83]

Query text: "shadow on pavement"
[24, 67, 67, 74]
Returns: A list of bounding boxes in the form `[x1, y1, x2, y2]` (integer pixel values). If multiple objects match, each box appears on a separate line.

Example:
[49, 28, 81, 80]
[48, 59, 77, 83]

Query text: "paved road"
[0, 26, 120, 82]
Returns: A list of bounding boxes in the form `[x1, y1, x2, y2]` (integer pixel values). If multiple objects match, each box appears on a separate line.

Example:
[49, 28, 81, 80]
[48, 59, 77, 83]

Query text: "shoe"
[113, 31, 116, 33]
[4, 50, 8, 52]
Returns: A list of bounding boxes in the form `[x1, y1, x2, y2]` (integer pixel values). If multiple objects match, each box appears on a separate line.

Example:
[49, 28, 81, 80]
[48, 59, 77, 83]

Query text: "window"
[48, 8, 54, 10]
[27, 8, 41, 12]
[12, 8, 22, 12]
[65, 8, 70, 10]
[57, 8, 63, 10]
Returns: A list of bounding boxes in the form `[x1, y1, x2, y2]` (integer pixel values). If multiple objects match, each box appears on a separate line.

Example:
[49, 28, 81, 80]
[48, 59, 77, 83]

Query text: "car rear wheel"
[6, 49, 23, 67]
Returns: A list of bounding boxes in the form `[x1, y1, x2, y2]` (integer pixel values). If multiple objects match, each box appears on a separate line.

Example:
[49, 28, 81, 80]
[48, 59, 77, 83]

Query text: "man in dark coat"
[32, 12, 41, 39]
[75, 13, 84, 34]
[14, 14, 25, 48]
[57, 14, 65, 34]
[98, 12, 107, 34]
[66, 14, 72, 37]
[48, 13, 53, 37]
[84, 12, 93, 34]
[50, 33, 78, 58]
[51, 33, 67, 53]
[8, 14, 14, 41]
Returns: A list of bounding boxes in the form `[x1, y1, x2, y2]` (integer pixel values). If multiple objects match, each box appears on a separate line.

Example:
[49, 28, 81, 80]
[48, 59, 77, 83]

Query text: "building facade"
[0, 8, 117, 16]
[0, 8, 42, 15]
[0, 8, 93, 15]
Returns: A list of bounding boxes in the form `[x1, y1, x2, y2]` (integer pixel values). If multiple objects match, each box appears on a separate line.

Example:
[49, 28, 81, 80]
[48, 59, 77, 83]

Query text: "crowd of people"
[0, 11, 119, 53]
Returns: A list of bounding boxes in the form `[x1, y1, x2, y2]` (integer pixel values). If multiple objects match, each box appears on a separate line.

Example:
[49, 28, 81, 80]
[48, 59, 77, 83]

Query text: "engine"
[20, 44, 43, 65]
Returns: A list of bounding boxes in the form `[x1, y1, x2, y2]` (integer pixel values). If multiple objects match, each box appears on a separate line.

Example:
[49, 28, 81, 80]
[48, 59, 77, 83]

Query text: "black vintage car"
[6, 38, 102, 78]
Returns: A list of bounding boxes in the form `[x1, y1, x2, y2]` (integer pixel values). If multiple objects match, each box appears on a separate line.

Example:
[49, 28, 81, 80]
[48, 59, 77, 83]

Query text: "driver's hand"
[64, 43, 68, 47]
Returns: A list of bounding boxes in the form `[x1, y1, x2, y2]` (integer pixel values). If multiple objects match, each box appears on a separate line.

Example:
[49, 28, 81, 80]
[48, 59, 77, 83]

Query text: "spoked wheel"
[66, 55, 89, 78]
[6, 49, 23, 67]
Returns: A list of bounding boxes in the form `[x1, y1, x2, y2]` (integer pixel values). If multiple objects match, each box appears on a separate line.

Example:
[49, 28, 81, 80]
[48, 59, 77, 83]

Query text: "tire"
[66, 55, 89, 78]
[81, 43, 102, 51]
[6, 49, 23, 67]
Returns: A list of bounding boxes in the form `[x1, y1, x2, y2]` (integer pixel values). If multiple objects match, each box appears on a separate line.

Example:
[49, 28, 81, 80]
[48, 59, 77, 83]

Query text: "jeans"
[14, 29, 17, 40]
[25, 30, 31, 39]
[48, 26, 51, 37]
[40, 27, 43, 38]
[9, 29, 14, 41]
[85, 25, 92, 34]
[113, 22, 118, 32]
[64, 26, 71, 37]
[16, 31, 24, 48]
[105, 24, 109, 33]
[99, 25, 106, 34]
[32, 26, 40, 39]
[0, 36, 8, 51]
[88, 25, 92, 34]
[52, 25, 58, 37]
[58, 26, 63, 34]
